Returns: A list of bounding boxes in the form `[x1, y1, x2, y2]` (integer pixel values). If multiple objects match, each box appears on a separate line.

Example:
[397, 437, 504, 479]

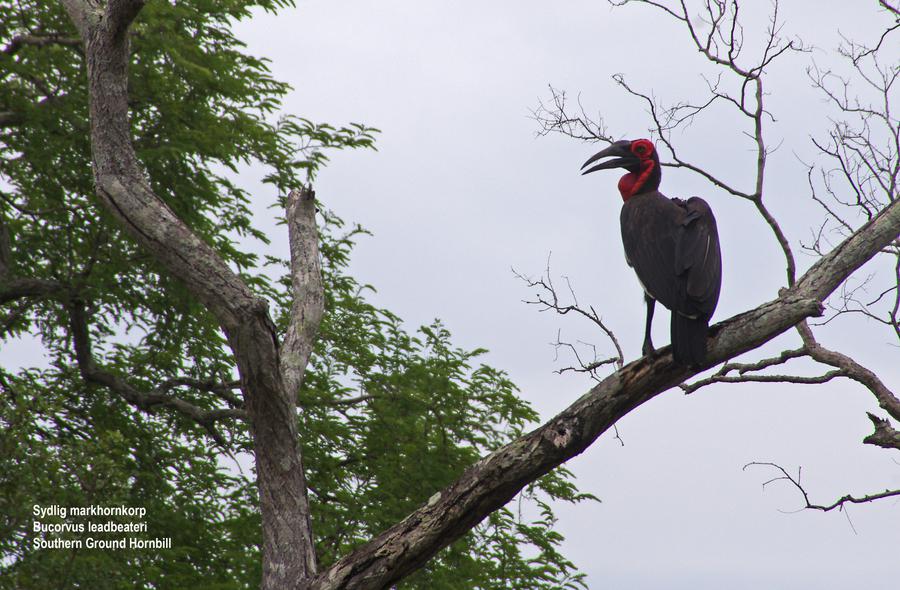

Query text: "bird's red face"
[630, 139, 654, 161]
[581, 138, 660, 201]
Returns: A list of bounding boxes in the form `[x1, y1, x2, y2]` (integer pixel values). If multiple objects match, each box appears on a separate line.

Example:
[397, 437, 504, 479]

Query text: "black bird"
[581, 138, 722, 365]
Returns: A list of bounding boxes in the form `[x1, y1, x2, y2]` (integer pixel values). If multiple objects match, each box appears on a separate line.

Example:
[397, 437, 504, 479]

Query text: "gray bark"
[58, 1, 900, 589]
[60, 1, 320, 587]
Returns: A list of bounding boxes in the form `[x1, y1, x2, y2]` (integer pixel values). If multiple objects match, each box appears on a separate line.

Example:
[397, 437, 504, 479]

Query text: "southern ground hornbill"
[581, 138, 722, 366]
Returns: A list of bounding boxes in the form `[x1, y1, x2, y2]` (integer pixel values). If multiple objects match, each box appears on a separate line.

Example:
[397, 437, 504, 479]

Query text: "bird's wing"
[673, 197, 722, 318]
[620, 193, 682, 310]
[620, 194, 721, 319]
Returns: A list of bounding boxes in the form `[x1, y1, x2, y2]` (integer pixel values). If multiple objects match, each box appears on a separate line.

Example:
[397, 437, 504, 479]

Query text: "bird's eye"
[631, 139, 654, 158]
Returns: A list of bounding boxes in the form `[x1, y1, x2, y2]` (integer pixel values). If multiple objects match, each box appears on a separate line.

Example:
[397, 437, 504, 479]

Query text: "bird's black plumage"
[582, 139, 722, 365]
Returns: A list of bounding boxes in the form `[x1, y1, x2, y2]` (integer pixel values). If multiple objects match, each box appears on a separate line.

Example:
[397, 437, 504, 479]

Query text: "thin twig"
[744, 462, 900, 513]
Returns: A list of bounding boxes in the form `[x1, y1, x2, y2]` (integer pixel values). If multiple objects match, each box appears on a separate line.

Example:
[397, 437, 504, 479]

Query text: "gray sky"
[230, 1, 900, 587]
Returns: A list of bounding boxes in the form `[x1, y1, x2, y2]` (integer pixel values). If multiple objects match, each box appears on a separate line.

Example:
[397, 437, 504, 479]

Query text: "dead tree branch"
[280, 187, 325, 400]
[863, 413, 900, 451]
[681, 347, 808, 394]
[744, 462, 900, 513]
[796, 321, 900, 423]
[531, 86, 614, 143]
[805, 22, 900, 342]
[515, 257, 625, 374]
[610, 0, 804, 286]
[536, 1, 805, 286]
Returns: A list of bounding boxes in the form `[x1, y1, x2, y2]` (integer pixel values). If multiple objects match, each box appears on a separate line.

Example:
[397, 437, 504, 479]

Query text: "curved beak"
[581, 142, 637, 175]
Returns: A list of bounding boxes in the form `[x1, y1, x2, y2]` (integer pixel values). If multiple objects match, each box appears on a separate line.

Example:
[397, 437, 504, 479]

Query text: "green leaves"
[289, 219, 592, 588]
[1, 1, 589, 588]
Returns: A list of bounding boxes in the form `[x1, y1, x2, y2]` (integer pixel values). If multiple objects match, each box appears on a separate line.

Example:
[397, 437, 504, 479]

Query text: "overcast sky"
[226, 1, 900, 587]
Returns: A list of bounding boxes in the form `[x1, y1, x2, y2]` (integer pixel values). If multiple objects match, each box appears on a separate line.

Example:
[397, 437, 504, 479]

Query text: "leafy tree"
[0, 1, 591, 588]
[3, 1, 899, 590]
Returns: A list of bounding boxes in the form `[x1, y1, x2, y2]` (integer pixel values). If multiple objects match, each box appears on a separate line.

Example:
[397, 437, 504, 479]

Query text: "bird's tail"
[671, 313, 708, 366]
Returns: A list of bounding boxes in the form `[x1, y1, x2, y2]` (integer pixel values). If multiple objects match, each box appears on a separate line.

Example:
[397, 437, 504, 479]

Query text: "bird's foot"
[641, 341, 656, 358]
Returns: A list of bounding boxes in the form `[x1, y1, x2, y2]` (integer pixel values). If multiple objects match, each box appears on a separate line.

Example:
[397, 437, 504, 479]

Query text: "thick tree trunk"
[61, 1, 319, 587]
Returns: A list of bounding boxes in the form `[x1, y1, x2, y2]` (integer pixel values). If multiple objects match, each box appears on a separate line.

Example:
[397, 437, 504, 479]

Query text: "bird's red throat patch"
[618, 159, 655, 201]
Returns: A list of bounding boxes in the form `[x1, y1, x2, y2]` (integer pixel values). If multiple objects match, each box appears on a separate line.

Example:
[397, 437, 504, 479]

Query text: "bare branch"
[744, 462, 900, 512]
[796, 321, 900, 422]
[607, 2, 804, 286]
[878, 1, 899, 17]
[680, 344, 843, 393]
[551, 330, 620, 382]
[694, 370, 845, 387]
[280, 187, 325, 399]
[515, 258, 624, 372]
[863, 413, 900, 451]
[610, 73, 756, 200]
[531, 86, 613, 143]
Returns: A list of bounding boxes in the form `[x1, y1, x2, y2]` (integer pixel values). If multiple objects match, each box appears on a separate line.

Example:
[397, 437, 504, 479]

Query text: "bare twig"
[744, 462, 900, 513]
[541, 1, 804, 286]
[878, 1, 899, 16]
[682, 367, 844, 393]
[531, 86, 614, 143]
[515, 256, 625, 373]
[681, 347, 808, 393]
[803, 22, 900, 343]
[551, 330, 620, 382]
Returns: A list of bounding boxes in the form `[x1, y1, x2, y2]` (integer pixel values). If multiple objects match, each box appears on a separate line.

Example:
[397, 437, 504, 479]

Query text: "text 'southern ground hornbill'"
[581, 138, 722, 366]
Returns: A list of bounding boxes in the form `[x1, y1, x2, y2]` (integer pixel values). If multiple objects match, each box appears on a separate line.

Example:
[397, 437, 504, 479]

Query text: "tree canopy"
[0, 1, 591, 588]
